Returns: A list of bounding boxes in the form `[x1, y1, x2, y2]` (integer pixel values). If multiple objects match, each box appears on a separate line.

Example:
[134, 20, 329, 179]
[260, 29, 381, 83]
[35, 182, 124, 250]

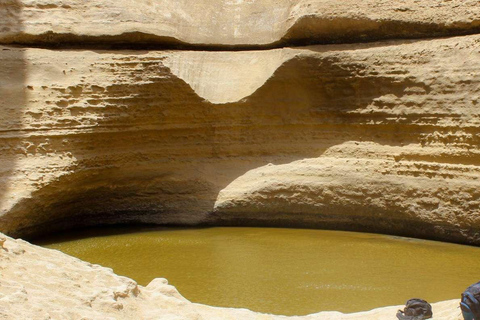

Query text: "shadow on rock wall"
[0, 1, 26, 222]
[6, 49, 462, 241]
[281, 15, 480, 47]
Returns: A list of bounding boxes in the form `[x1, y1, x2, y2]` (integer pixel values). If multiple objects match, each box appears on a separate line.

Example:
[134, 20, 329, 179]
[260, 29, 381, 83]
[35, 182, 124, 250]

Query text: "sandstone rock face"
[1, 0, 480, 47]
[0, 233, 464, 320]
[1, 0, 480, 319]
[1, 34, 480, 244]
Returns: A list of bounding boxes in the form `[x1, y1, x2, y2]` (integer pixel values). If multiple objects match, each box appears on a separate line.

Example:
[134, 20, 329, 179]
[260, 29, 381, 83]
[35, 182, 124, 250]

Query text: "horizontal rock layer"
[0, 232, 463, 319]
[0, 0, 480, 47]
[1, 34, 480, 244]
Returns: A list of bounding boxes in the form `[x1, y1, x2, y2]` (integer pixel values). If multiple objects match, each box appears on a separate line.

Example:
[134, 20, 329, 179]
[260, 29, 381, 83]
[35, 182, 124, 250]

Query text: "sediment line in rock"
[4, 26, 480, 51]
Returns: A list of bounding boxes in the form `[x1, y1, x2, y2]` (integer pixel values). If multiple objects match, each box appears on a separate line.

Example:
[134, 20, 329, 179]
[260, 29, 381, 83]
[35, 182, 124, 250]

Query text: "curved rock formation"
[1, 0, 480, 318]
[1, 34, 480, 244]
[0, 0, 480, 48]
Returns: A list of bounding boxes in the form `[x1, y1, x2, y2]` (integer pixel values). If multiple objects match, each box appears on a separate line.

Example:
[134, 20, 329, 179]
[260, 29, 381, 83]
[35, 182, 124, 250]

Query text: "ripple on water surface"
[35, 227, 480, 316]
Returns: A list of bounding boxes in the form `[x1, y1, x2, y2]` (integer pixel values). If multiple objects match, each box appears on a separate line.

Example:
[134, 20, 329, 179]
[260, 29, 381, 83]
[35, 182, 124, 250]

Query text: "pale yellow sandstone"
[1, 34, 480, 243]
[1, 1, 480, 318]
[0, 0, 480, 47]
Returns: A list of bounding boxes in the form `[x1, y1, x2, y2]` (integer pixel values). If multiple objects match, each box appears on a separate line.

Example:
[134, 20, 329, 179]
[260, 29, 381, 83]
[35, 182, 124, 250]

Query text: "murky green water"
[35, 227, 480, 316]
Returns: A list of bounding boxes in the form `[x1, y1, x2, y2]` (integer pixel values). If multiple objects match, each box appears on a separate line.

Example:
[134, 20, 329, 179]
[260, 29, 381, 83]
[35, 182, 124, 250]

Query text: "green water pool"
[35, 226, 480, 316]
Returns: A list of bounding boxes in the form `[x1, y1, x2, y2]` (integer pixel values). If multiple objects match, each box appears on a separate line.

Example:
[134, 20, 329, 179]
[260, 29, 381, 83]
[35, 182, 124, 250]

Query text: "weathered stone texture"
[1, 34, 480, 243]
[1, 0, 480, 318]
[0, 0, 480, 47]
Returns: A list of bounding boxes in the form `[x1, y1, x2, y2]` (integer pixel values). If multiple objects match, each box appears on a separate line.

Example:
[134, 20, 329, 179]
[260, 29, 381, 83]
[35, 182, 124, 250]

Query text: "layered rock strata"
[1, 34, 480, 244]
[1, 0, 480, 47]
[0, 233, 463, 320]
[1, 0, 480, 319]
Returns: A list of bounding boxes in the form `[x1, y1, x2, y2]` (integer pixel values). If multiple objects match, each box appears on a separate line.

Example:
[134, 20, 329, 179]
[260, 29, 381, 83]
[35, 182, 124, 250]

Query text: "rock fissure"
[4, 28, 480, 51]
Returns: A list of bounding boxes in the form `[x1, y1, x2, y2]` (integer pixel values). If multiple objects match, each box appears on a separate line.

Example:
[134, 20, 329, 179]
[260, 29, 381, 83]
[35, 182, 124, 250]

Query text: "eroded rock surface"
[1, 34, 480, 243]
[1, 1, 480, 318]
[0, 233, 463, 320]
[0, 0, 480, 47]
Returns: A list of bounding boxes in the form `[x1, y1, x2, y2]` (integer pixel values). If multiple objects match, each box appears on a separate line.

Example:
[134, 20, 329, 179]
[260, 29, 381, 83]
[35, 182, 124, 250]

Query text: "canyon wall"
[1, 0, 480, 47]
[1, 0, 480, 244]
[1, 1, 480, 319]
